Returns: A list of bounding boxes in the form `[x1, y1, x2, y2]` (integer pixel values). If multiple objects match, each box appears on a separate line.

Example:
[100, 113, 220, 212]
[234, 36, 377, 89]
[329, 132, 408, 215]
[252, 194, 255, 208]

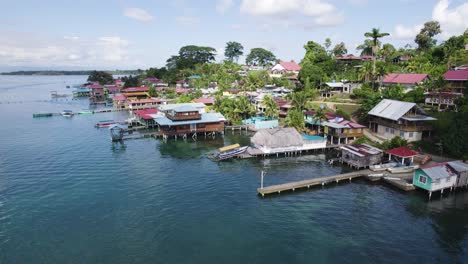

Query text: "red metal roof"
[176, 88, 189, 94]
[134, 108, 159, 120]
[128, 99, 162, 104]
[122, 87, 150, 92]
[383, 73, 428, 84]
[443, 70, 468, 81]
[336, 54, 361, 60]
[385, 146, 419, 157]
[279, 61, 301, 71]
[194, 97, 214, 104]
[113, 94, 127, 101]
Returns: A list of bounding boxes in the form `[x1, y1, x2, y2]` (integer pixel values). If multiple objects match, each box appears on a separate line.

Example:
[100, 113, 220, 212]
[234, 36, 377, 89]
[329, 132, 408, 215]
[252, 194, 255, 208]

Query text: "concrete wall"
[377, 125, 422, 142]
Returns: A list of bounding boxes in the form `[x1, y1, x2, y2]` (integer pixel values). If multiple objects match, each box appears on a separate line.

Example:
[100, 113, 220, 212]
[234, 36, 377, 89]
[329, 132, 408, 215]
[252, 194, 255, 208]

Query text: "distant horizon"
[1, 0, 467, 71]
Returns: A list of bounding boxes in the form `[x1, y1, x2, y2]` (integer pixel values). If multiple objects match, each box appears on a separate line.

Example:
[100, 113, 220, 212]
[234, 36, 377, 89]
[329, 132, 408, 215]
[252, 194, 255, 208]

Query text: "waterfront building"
[385, 146, 419, 165]
[121, 87, 150, 100]
[72, 88, 90, 97]
[158, 103, 207, 114]
[127, 99, 163, 110]
[368, 99, 436, 142]
[340, 144, 383, 169]
[133, 108, 160, 128]
[154, 106, 225, 137]
[413, 163, 458, 196]
[250, 127, 326, 155]
[112, 94, 127, 109]
[447, 161, 468, 188]
[304, 111, 365, 144]
[87, 84, 105, 104]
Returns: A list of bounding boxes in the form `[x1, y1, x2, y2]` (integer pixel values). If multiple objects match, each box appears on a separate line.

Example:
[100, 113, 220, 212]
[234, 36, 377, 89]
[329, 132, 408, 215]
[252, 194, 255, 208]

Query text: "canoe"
[33, 113, 53, 118]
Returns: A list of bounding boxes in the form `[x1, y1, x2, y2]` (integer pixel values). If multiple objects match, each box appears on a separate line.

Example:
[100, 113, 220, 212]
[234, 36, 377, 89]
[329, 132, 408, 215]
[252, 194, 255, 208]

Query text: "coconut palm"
[262, 95, 279, 119]
[364, 28, 390, 88]
[314, 108, 327, 135]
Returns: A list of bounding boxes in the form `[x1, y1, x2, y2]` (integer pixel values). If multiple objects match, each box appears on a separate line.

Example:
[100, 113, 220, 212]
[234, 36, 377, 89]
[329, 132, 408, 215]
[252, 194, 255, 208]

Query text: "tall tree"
[324, 38, 332, 55]
[364, 28, 390, 88]
[166, 45, 217, 70]
[332, 42, 347, 57]
[262, 95, 279, 119]
[224, 41, 244, 62]
[87, 70, 113, 85]
[245, 48, 276, 66]
[415, 21, 441, 51]
[285, 109, 305, 131]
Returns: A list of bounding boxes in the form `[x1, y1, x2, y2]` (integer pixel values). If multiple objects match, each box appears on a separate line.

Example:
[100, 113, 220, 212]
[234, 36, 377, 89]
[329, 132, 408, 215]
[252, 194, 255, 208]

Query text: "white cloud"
[175, 16, 199, 25]
[216, 0, 233, 14]
[432, 0, 468, 38]
[391, 0, 468, 40]
[123, 7, 154, 22]
[0, 31, 136, 68]
[347, 0, 368, 5]
[391, 24, 423, 40]
[239, 0, 343, 30]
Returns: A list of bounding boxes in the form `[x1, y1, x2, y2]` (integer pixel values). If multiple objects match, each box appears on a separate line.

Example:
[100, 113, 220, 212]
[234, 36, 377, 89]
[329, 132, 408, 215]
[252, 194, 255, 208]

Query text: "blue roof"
[155, 112, 225, 126]
[73, 88, 90, 93]
[173, 105, 198, 112]
[187, 75, 201, 79]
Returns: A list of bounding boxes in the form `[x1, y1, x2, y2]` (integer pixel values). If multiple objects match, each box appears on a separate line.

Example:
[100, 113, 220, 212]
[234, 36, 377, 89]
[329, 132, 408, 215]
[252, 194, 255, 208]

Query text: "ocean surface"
[0, 75, 467, 263]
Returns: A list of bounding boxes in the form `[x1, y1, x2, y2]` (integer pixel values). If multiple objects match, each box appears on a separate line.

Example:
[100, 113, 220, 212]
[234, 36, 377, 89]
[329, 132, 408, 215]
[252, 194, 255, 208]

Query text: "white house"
[270, 61, 301, 77]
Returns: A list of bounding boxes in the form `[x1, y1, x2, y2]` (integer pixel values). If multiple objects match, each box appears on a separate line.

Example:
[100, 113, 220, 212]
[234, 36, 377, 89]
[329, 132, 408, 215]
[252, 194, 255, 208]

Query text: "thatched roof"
[251, 127, 303, 149]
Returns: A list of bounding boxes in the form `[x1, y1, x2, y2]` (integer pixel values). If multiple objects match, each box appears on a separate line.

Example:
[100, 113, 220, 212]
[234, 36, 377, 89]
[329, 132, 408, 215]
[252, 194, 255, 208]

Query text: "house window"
[349, 128, 354, 133]
[419, 175, 427, 184]
[385, 127, 389, 133]
[409, 132, 413, 138]
[400, 131, 404, 137]
[357, 128, 361, 133]
[390, 129, 395, 134]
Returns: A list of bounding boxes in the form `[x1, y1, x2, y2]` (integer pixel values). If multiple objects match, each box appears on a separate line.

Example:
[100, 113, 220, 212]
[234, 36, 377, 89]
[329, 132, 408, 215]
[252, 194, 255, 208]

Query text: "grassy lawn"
[335, 104, 360, 115]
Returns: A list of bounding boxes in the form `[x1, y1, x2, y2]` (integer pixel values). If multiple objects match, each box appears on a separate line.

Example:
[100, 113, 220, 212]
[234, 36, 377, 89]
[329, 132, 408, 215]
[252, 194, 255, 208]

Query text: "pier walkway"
[257, 170, 370, 196]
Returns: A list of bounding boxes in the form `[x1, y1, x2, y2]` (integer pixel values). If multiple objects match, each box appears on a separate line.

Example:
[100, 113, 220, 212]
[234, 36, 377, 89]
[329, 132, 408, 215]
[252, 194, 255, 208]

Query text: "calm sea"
[0, 75, 467, 263]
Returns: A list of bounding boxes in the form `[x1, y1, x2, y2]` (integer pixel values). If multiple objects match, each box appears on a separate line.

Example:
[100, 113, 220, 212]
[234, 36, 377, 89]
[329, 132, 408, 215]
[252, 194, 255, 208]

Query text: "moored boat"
[61, 110, 74, 117]
[369, 162, 398, 171]
[387, 165, 419, 174]
[210, 144, 248, 161]
[77, 110, 93, 115]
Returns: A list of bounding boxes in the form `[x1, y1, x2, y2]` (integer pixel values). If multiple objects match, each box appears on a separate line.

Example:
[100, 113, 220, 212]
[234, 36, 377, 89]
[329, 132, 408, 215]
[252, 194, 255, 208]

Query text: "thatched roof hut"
[251, 127, 310, 154]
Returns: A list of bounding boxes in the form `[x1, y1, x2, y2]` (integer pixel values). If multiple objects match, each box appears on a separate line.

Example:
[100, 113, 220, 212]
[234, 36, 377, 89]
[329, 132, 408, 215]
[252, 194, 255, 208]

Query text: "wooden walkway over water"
[257, 170, 370, 196]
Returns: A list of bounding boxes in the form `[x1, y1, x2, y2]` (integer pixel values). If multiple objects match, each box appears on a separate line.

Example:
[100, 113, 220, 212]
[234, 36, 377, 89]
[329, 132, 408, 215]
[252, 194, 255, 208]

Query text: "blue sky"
[0, 0, 467, 71]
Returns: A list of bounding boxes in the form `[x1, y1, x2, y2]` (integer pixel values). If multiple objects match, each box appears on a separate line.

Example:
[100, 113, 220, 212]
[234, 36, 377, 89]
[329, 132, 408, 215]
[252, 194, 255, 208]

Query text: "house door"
[190, 124, 197, 132]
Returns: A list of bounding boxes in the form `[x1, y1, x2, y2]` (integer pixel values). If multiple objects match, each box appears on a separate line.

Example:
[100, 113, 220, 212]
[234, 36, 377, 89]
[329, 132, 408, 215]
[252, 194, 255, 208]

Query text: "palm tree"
[290, 91, 307, 111]
[364, 28, 390, 88]
[314, 108, 327, 135]
[262, 95, 279, 119]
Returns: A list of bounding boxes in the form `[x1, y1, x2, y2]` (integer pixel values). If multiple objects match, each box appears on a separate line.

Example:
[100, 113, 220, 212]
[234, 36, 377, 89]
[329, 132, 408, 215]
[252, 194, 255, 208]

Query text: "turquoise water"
[302, 134, 326, 141]
[0, 76, 467, 263]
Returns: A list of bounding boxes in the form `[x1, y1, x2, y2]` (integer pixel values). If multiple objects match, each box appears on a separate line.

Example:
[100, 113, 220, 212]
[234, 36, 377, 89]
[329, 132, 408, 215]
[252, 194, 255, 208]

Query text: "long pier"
[257, 170, 370, 196]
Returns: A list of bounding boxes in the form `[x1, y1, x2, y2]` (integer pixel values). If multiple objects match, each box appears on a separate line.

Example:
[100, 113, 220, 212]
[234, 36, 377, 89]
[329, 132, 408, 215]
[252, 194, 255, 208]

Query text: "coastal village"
[36, 26, 468, 199]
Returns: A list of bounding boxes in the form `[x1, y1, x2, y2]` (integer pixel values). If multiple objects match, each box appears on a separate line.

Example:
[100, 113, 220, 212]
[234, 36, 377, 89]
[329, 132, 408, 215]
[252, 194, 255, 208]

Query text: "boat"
[61, 110, 74, 117]
[369, 162, 398, 171]
[210, 144, 248, 161]
[387, 165, 419, 174]
[77, 110, 93, 115]
[95, 120, 120, 128]
[33, 112, 53, 118]
[368, 173, 385, 178]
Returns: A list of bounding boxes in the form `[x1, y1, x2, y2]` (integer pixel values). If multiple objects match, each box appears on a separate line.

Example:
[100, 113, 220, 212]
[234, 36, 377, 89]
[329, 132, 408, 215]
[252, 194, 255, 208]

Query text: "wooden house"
[368, 99, 436, 142]
[413, 163, 458, 197]
[154, 106, 225, 137]
[133, 108, 161, 128]
[121, 87, 150, 100]
[447, 161, 468, 188]
[87, 84, 105, 104]
[127, 99, 163, 110]
[443, 69, 467, 94]
[304, 111, 365, 144]
[340, 144, 383, 169]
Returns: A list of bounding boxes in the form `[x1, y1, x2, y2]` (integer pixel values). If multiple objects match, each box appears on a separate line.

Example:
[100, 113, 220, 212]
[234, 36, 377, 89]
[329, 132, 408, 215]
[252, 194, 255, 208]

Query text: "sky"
[0, 0, 467, 72]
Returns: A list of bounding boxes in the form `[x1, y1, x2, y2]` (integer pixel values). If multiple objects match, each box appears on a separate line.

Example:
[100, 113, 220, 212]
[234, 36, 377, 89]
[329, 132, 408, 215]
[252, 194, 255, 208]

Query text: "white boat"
[369, 162, 397, 171]
[387, 165, 419, 174]
[368, 173, 384, 177]
[61, 110, 74, 117]
[210, 144, 248, 161]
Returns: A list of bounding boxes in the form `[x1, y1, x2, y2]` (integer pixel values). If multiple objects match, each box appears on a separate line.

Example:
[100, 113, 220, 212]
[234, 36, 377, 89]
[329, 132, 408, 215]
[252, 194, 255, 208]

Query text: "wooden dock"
[257, 170, 370, 196]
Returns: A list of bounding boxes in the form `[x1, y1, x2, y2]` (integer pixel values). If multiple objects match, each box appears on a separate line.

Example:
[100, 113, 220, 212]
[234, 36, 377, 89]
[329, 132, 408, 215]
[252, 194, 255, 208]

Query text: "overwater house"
[158, 103, 207, 114]
[127, 99, 163, 110]
[154, 106, 225, 138]
[250, 127, 326, 155]
[132, 108, 161, 128]
[87, 84, 106, 104]
[340, 144, 383, 169]
[112, 94, 127, 109]
[270, 61, 301, 78]
[242, 116, 279, 130]
[304, 111, 365, 143]
[447, 161, 468, 188]
[121, 87, 150, 100]
[412, 163, 458, 197]
[382, 73, 429, 92]
[104, 84, 121, 95]
[72, 88, 90, 97]
[368, 99, 436, 142]
[385, 146, 419, 165]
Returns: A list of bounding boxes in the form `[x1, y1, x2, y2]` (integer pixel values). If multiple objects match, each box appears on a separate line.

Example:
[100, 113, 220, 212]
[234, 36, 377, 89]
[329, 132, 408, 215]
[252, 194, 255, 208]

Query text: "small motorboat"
[370, 162, 398, 171]
[210, 144, 248, 161]
[95, 120, 123, 128]
[77, 110, 93, 115]
[61, 110, 74, 117]
[387, 165, 419, 174]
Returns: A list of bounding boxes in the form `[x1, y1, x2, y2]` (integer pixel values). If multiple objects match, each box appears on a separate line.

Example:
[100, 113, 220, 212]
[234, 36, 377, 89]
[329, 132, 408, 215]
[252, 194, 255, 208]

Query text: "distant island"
[1, 70, 142, 76]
